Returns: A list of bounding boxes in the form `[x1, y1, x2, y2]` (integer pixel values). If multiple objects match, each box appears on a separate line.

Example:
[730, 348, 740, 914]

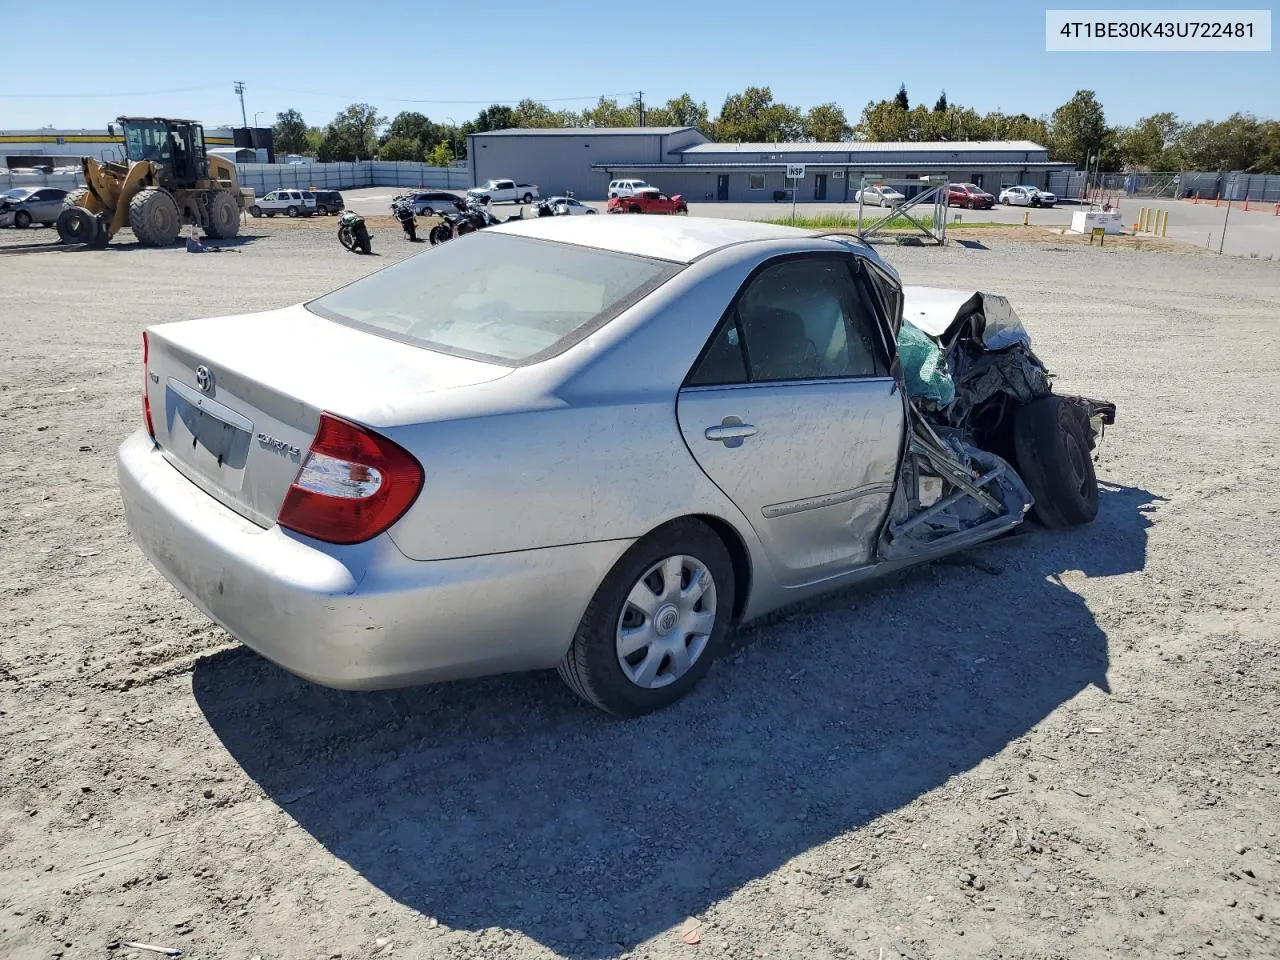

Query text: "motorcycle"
[337, 210, 372, 254]
[428, 198, 523, 245]
[391, 199, 419, 241]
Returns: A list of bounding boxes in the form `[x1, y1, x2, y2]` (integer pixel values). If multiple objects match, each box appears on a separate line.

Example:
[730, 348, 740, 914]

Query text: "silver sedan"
[0, 186, 68, 228]
[118, 216, 1115, 716]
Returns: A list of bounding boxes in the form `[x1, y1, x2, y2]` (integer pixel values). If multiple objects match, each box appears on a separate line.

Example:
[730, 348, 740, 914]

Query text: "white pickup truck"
[467, 179, 540, 205]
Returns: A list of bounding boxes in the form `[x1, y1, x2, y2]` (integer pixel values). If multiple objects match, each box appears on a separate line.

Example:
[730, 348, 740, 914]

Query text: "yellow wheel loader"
[57, 117, 254, 248]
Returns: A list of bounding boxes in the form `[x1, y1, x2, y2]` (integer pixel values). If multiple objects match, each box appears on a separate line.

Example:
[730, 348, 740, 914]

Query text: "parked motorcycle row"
[338, 195, 529, 254]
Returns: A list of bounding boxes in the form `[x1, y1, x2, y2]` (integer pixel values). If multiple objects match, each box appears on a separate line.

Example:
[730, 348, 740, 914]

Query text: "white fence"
[235, 161, 471, 194]
[1, 160, 472, 195]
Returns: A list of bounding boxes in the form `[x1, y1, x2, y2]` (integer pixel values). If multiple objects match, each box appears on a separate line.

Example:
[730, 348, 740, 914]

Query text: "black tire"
[249, 205, 262, 218]
[287, 205, 299, 217]
[1012, 396, 1099, 529]
[63, 188, 90, 211]
[522, 192, 533, 204]
[204, 192, 240, 239]
[128, 188, 181, 246]
[56, 206, 99, 246]
[557, 518, 735, 717]
[338, 225, 356, 251]
[14, 210, 32, 229]
[422, 207, 433, 217]
[428, 224, 451, 245]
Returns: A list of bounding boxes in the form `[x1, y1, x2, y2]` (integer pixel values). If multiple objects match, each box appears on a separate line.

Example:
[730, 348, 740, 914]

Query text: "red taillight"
[142, 331, 155, 440]
[277, 413, 424, 545]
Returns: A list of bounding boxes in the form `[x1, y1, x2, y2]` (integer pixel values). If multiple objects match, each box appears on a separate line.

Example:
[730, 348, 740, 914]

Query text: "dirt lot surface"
[2, 221, 1278, 960]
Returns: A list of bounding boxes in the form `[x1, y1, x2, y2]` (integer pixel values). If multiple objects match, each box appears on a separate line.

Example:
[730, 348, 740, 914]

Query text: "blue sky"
[1, 0, 1275, 131]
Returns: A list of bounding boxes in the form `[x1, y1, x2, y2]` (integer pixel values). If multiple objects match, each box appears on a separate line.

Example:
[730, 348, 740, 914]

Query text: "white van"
[608, 179, 654, 199]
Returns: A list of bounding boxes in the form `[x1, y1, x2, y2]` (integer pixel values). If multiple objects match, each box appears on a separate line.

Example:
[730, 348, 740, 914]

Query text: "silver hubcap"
[616, 555, 717, 689]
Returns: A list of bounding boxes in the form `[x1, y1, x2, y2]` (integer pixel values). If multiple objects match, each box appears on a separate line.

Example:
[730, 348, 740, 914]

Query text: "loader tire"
[128, 188, 181, 246]
[56, 207, 99, 246]
[205, 191, 240, 239]
[1012, 395, 1099, 529]
[63, 188, 90, 211]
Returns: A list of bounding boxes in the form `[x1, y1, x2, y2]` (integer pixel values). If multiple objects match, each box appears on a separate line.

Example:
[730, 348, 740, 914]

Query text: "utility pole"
[635, 91, 644, 127]
[233, 81, 247, 128]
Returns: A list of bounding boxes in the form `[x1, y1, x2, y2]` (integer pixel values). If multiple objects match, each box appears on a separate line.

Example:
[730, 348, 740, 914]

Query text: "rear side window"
[309, 233, 682, 365]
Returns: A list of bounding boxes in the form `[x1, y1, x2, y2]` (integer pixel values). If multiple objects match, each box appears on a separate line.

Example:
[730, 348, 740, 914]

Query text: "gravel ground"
[1, 221, 1278, 960]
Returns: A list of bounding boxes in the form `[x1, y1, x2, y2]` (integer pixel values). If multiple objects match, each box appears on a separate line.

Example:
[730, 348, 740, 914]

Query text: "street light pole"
[254, 111, 263, 128]
[445, 116, 457, 162]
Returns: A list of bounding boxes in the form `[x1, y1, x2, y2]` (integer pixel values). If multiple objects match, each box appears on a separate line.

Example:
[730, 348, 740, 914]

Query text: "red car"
[607, 187, 688, 215]
[947, 183, 995, 210]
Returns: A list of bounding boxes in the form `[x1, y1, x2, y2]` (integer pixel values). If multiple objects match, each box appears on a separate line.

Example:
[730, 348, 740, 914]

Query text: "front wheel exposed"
[1012, 396, 1099, 528]
[249, 205, 262, 218]
[557, 519, 735, 717]
[522, 193, 533, 204]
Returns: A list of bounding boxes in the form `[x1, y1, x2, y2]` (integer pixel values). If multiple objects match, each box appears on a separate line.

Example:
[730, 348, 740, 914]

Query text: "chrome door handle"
[705, 416, 757, 447]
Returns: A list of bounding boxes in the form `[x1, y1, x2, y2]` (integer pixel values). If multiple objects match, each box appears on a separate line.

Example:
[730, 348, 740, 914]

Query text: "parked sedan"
[0, 186, 68, 228]
[946, 183, 995, 209]
[537, 196, 599, 216]
[854, 185, 905, 207]
[1000, 185, 1057, 207]
[607, 188, 688, 214]
[118, 217, 1115, 717]
[405, 191, 464, 216]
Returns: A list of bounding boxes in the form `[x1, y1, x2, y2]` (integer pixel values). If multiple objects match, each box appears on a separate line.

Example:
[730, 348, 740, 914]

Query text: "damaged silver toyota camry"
[118, 216, 1116, 717]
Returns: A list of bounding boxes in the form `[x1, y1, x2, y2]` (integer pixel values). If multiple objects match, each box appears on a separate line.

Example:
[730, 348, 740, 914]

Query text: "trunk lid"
[145, 304, 512, 528]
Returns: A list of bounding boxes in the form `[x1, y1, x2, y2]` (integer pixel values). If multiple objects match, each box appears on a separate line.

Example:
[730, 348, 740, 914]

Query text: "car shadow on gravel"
[193, 482, 1160, 958]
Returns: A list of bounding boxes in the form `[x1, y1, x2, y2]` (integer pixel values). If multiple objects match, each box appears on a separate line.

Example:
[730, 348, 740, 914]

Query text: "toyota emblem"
[195, 365, 214, 394]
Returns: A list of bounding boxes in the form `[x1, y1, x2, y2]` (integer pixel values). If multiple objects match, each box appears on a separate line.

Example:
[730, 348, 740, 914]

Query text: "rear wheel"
[557, 519, 735, 717]
[522, 192, 533, 204]
[56, 206, 100, 246]
[1013, 396, 1099, 528]
[128, 188, 181, 246]
[287, 205, 299, 217]
[204, 191, 240, 239]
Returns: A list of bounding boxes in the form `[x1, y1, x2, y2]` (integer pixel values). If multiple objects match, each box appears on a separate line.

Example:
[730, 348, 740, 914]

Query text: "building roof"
[679, 140, 1048, 154]
[471, 126, 696, 137]
[496, 214, 822, 264]
[593, 161, 1071, 172]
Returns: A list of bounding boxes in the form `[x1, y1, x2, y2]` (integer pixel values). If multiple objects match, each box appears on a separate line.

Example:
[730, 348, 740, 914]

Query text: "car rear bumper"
[117, 430, 630, 689]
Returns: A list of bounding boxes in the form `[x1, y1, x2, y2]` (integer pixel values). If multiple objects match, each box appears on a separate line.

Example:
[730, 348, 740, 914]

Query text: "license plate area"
[164, 378, 253, 488]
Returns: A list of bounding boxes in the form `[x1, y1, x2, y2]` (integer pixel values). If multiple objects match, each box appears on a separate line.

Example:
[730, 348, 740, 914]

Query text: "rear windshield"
[307, 232, 682, 365]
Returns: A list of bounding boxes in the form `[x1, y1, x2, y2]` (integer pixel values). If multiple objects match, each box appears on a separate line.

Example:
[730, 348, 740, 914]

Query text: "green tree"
[316, 103, 385, 162]
[894, 84, 909, 111]
[425, 141, 455, 167]
[1049, 90, 1108, 167]
[1116, 112, 1183, 169]
[272, 108, 309, 154]
[1251, 120, 1280, 173]
[933, 91, 948, 113]
[378, 136, 421, 161]
[472, 104, 515, 132]
[804, 102, 851, 141]
[580, 96, 637, 127]
[715, 86, 804, 142]
[645, 93, 713, 133]
[383, 111, 442, 151]
[511, 98, 575, 128]
[855, 99, 909, 141]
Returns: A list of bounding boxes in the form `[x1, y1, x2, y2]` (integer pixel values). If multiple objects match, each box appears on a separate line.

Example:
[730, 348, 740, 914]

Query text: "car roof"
[495, 215, 828, 264]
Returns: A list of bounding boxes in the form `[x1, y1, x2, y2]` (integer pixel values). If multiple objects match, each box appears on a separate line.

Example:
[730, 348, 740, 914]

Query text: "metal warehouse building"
[468, 128, 1072, 202]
